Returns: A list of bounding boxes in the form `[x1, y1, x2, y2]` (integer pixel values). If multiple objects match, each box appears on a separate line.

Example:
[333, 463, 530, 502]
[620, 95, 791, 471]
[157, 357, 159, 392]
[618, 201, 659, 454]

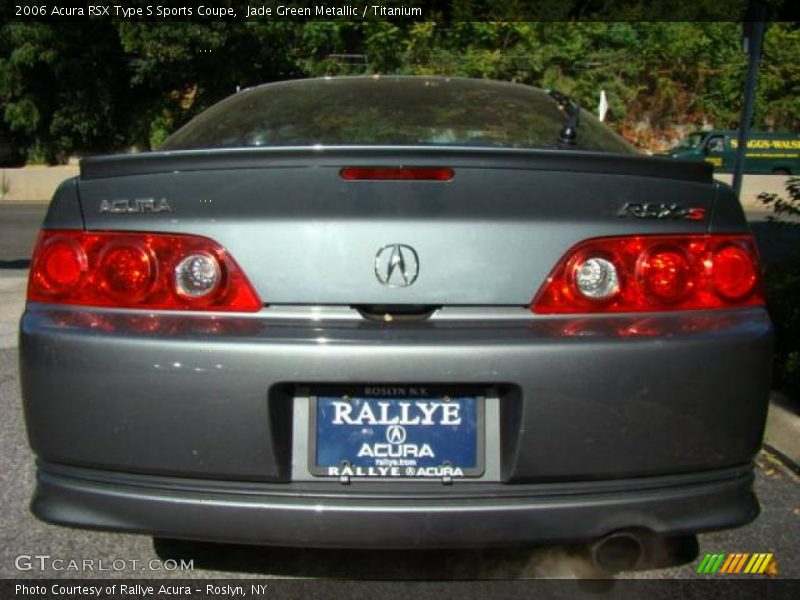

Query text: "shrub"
[757, 178, 800, 400]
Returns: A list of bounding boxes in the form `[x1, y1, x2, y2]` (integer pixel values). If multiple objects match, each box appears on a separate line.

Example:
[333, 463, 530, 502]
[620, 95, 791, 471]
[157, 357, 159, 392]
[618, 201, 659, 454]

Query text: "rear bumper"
[20, 306, 772, 481]
[20, 305, 771, 545]
[34, 461, 759, 548]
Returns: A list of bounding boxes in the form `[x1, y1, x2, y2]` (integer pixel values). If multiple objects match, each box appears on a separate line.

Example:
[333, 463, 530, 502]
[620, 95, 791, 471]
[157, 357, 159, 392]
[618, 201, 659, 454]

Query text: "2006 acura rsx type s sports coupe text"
[20, 77, 772, 561]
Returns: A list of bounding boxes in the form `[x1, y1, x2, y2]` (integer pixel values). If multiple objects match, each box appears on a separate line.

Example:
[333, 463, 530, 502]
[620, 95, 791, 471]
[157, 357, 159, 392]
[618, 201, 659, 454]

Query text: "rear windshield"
[161, 76, 635, 154]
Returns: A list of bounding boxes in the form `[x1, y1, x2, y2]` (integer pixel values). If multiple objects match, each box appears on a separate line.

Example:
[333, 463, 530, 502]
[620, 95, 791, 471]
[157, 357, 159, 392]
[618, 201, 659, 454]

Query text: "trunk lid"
[76, 148, 714, 306]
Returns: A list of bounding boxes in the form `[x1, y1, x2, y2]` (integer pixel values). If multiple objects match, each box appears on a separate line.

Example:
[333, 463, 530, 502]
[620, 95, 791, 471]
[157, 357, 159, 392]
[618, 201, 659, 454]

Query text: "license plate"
[309, 388, 484, 479]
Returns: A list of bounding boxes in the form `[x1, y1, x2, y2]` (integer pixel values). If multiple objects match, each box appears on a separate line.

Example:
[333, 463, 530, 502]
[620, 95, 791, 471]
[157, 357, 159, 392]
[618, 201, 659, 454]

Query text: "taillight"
[532, 234, 763, 314]
[98, 242, 155, 302]
[340, 167, 454, 181]
[28, 231, 262, 312]
[711, 244, 758, 300]
[639, 245, 693, 303]
[32, 235, 87, 296]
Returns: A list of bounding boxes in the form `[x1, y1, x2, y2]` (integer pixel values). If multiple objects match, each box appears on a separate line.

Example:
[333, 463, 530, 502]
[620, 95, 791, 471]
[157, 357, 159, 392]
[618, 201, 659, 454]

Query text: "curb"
[764, 392, 800, 468]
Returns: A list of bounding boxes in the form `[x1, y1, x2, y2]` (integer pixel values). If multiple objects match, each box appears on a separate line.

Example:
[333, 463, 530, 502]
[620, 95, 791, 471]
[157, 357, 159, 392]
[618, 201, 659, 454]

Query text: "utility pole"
[732, 2, 768, 198]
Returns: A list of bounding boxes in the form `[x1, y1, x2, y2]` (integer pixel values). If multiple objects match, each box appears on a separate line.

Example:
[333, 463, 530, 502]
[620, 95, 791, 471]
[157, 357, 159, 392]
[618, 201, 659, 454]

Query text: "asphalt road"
[0, 204, 798, 580]
[0, 204, 46, 269]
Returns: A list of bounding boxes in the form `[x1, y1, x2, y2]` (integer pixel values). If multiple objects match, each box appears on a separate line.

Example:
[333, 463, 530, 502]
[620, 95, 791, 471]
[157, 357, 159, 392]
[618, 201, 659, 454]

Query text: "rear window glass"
[161, 76, 635, 154]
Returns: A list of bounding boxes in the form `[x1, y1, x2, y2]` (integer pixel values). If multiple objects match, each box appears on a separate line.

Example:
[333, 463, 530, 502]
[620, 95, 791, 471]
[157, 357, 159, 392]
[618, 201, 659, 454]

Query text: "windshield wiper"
[547, 89, 581, 147]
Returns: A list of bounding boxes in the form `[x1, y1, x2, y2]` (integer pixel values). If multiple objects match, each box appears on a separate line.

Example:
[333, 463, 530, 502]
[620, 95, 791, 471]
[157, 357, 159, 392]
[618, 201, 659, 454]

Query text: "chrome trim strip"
[25, 303, 534, 321]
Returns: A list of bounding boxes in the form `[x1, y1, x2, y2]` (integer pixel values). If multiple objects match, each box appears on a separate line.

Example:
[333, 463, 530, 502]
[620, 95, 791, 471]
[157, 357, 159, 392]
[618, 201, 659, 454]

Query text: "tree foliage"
[1, 21, 799, 163]
[757, 178, 800, 398]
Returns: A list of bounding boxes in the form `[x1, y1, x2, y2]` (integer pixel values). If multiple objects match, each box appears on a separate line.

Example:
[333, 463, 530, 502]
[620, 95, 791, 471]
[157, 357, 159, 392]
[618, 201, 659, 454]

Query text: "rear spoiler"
[80, 146, 713, 183]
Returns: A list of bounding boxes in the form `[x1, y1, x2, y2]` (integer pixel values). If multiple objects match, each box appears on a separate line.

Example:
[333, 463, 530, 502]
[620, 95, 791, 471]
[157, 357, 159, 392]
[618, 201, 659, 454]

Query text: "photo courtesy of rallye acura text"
[20, 76, 772, 566]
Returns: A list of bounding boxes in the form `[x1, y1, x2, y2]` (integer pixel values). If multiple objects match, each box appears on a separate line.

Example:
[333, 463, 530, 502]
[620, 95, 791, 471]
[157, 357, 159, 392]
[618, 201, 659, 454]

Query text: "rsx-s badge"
[99, 198, 174, 214]
[618, 202, 706, 221]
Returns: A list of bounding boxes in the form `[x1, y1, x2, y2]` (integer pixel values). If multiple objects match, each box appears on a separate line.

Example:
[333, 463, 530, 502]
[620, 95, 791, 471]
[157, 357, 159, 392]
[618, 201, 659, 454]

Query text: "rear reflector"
[28, 230, 262, 312]
[340, 167, 454, 181]
[532, 234, 764, 314]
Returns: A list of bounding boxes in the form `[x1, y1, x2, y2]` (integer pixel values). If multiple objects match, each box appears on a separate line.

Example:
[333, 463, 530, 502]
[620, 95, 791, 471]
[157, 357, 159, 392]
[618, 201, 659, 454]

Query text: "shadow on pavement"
[0, 259, 30, 269]
[152, 536, 697, 579]
[750, 222, 800, 264]
[152, 539, 601, 579]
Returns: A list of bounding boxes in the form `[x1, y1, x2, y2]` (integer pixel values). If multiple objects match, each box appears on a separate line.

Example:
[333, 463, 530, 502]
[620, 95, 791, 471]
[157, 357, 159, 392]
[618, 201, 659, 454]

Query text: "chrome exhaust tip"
[589, 531, 645, 574]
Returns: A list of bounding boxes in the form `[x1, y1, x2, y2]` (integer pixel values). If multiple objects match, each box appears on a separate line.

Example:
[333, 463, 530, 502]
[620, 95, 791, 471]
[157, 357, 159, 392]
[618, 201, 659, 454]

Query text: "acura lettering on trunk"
[20, 76, 772, 569]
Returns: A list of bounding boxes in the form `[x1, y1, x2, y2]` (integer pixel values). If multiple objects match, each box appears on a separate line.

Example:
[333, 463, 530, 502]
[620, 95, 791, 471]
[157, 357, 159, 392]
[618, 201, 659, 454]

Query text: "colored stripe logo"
[696, 553, 774, 574]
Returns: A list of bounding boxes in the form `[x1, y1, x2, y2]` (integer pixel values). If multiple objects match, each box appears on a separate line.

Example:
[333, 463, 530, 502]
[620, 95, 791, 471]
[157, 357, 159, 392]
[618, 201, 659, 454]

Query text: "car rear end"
[19, 77, 772, 551]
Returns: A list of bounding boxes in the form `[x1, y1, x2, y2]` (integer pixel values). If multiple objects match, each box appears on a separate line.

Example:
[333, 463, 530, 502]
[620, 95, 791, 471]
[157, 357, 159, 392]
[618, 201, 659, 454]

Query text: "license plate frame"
[307, 385, 486, 479]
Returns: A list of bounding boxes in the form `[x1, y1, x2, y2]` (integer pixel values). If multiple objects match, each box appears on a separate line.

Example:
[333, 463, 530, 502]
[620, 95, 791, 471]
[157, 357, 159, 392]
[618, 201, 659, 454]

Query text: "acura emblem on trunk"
[375, 244, 419, 287]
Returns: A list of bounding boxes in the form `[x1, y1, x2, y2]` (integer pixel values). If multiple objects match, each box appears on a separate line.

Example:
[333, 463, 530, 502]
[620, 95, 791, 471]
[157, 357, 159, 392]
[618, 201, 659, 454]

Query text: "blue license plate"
[311, 392, 483, 479]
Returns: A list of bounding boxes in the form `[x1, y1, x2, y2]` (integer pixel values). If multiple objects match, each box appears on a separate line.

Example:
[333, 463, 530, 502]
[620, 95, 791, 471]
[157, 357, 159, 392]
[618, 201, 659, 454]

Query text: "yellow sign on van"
[669, 130, 799, 174]
[730, 139, 800, 150]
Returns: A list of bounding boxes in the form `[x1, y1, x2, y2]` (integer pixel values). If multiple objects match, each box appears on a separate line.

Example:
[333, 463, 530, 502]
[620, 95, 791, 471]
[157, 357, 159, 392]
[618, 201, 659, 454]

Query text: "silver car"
[20, 77, 771, 568]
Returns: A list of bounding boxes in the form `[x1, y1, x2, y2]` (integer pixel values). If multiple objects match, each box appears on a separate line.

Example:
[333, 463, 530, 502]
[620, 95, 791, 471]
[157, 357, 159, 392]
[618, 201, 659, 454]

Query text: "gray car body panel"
[22, 306, 771, 481]
[43, 177, 84, 230]
[23, 96, 771, 546]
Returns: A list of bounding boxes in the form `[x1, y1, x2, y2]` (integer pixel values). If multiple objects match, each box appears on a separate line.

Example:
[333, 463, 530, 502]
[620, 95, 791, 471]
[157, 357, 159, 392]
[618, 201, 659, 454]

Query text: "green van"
[665, 130, 800, 174]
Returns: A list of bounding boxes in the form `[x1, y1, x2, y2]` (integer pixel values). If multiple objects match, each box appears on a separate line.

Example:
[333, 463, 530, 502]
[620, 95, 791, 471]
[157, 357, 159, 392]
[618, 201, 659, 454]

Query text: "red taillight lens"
[98, 243, 155, 301]
[28, 231, 262, 312]
[638, 245, 693, 303]
[33, 236, 87, 296]
[340, 167, 454, 181]
[712, 244, 758, 300]
[532, 234, 763, 314]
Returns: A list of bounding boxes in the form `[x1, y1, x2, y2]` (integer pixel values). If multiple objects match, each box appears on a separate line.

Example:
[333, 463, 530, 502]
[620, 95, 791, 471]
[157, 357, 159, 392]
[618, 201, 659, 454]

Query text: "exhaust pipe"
[589, 532, 645, 574]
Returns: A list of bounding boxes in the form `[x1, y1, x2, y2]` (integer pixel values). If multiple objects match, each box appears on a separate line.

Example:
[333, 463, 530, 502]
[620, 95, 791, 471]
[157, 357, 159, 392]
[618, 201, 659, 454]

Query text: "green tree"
[0, 23, 131, 163]
[1, 20, 798, 161]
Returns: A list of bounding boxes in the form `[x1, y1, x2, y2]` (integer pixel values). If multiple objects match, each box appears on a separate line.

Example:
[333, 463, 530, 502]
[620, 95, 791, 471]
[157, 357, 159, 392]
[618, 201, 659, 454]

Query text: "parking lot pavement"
[0, 273, 798, 580]
[0, 273, 25, 350]
[0, 203, 46, 269]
